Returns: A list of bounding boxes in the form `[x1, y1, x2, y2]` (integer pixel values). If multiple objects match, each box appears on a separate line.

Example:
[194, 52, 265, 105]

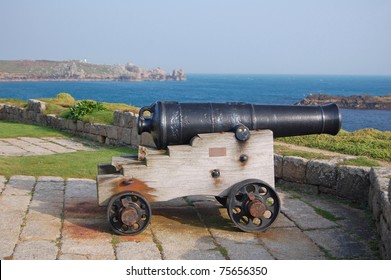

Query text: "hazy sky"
[1, 0, 390, 75]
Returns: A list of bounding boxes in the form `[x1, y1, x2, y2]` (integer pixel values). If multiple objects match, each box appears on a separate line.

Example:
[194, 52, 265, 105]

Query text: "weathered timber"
[96, 130, 274, 207]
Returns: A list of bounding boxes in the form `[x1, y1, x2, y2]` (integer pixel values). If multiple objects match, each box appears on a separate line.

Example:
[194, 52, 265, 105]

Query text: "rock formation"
[296, 93, 391, 110]
[0, 60, 186, 82]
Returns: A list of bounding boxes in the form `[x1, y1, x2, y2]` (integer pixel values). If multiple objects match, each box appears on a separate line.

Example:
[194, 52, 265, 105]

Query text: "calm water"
[0, 74, 390, 132]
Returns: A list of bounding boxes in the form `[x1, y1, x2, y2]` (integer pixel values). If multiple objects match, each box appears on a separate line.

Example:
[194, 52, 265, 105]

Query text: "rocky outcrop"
[0, 60, 186, 82]
[296, 93, 391, 110]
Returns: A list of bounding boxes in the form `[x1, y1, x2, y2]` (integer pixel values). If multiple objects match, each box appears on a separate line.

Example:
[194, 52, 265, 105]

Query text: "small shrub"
[54, 93, 75, 107]
[67, 100, 106, 121]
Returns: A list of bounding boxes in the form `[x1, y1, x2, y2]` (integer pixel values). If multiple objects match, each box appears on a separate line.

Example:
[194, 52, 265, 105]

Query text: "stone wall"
[1, 100, 390, 258]
[369, 168, 391, 259]
[0, 99, 154, 148]
[275, 154, 391, 259]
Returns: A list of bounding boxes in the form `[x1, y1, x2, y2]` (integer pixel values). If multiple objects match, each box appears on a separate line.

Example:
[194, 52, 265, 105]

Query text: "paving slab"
[61, 178, 114, 260]
[13, 240, 58, 260]
[259, 227, 326, 259]
[0, 175, 6, 194]
[2, 138, 55, 155]
[0, 144, 26, 156]
[42, 137, 99, 151]
[0, 176, 35, 259]
[19, 179, 64, 243]
[151, 206, 225, 260]
[0, 175, 382, 260]
[116, 239, 162, 260]
[0, 136, 101, 157]
[281, 196, 337, 230]
[305, 228, 375, 259]
[114, 227, 162, 260]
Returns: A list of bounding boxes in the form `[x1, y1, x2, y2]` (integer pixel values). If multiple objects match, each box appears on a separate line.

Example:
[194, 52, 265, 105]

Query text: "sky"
[0, 0, 390, 75]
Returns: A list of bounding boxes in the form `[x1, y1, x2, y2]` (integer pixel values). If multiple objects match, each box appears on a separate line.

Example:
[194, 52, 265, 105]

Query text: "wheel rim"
[227, 179, 280, 232]
[107, 191, 151, 235]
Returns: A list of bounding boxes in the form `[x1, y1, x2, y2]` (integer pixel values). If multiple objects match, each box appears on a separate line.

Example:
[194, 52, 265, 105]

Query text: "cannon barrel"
[138, 101, 341, 149]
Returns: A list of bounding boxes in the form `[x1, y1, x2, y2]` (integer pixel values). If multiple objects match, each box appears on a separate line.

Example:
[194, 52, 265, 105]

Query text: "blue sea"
[0, 74, 390, 132]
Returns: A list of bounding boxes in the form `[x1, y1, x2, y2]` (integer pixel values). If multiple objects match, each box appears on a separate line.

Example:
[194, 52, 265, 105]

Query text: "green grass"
[279, 128, 391, 162]
[0, 120, 136, 179]
[81, 110, 114, 124]
[0, 147, 136, 179]
[0, 98, 27, 107]
[0, 121, 70, 138]
[313, 207, 340, 222]
[274, 144, 333, 160]
[338, 157, 381, 167]
[37, 94, 139, 124]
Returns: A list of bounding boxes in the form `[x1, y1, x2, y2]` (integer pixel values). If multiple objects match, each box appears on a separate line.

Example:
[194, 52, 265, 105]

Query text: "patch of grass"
[274, 145, 333, 160]
[34, 94, 139, 124]
[81, 110, 114, 125]
[102, 102, 139, 114]
[338, 157, 381, 167]
[39, 93, 75, 108]
[0, 121, 70, 138]
[111, 236, 121, 247]
[318, 246, 337, 260]
[279, 128, 391, 162]
[0, 98, 28, 107]
[0, 147, 136, 179]
[313, 207, 340, 222]
[43, 102, 68, 115]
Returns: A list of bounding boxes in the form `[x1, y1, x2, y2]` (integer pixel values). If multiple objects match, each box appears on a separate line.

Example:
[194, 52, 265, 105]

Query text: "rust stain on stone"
[63, 220, 108, 239]
[65, 201, 105, 219]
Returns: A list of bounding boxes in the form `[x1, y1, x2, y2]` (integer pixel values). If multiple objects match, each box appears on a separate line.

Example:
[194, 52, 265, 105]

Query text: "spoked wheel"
[227, 179, 280, 232]
[107, 191, 151, 235]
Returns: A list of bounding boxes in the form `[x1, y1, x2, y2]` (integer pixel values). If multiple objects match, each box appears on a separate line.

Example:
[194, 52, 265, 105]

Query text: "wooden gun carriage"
[97, 101, 341, 235]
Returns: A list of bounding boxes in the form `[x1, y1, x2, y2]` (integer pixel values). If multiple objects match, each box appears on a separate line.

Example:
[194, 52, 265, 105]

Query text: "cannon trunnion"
[97, 101, 341, 235]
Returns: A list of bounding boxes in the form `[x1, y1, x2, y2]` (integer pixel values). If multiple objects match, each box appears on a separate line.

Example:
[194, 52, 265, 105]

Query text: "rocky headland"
[296, 93, 391, 110]
[0, 60, 186, 82]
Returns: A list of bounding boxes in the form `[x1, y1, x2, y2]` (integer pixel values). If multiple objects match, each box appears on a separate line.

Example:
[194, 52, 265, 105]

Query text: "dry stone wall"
[0, 99, 154, 148]
[275, 154, 391, 259]
[1, 99, 390, 258]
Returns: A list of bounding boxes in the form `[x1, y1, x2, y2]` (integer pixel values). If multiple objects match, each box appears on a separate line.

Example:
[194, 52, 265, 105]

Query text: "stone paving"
[0, 175, 381, 260]
[0, 137, 99, 157]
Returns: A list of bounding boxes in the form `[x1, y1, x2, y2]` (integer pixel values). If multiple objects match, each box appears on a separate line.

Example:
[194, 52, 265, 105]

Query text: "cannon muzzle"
[138, 101, 341, 149]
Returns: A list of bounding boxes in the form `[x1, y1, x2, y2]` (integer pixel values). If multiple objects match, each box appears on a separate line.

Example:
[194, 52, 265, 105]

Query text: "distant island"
[296, 93, 391, 110]
[0, 60, 186, 82]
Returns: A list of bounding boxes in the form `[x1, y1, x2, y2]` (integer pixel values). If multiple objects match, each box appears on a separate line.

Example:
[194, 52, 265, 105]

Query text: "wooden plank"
[97, 130, 274, 206]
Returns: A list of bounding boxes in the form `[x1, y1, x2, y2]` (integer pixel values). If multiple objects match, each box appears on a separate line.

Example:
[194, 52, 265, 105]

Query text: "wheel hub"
[121, 208, 140, 226]
[248, 200, 266, 218]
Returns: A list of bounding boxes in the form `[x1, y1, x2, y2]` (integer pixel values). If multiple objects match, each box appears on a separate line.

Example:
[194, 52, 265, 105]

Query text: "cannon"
[97, 101, 341, 235]
[138, 101, 341, 149]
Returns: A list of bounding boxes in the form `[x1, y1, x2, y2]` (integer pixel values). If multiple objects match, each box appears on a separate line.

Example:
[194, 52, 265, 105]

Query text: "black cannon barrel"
[138, 101, 341, 149]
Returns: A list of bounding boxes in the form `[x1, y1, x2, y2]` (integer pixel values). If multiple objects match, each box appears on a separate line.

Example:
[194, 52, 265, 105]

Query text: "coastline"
[296, 93, 391, 110]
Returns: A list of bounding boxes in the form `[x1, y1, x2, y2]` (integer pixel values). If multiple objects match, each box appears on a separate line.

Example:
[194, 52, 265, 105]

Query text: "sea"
[0, 74, 390, 132]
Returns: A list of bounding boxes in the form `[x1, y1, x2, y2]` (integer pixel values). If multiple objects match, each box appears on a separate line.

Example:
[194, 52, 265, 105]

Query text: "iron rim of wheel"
[107, 191, 151, 235]
[227, 179, 280, 232]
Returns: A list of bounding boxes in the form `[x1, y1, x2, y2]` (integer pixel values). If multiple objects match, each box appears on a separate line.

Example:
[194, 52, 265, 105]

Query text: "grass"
[0, 120, 136, 179]
[338, 157, 381, 167]
[0, 121, 70, 138]
[0, 147, 136, 179]
[1, 93, 139, 124]
[274, 144, 333, 160]
[80, 110, 115, 125]
[312, 206, 340, 222]
[279, 128, 391, 162]
[0, 98, 28, 107]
